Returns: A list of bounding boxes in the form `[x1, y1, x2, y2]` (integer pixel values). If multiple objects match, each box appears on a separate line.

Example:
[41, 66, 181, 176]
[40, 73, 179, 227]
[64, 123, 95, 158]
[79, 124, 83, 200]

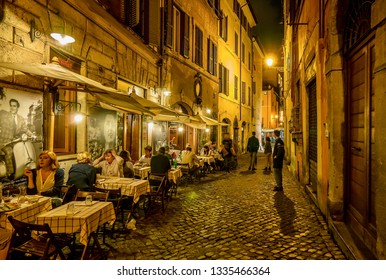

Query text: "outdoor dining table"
[133, 165, 151, 179]
[96, 177, 150, 204]
[36, 201, 116, 259]
[197, 155, 215, 164]
[0, 228, 11, 260]
[0, 196, 52, 231]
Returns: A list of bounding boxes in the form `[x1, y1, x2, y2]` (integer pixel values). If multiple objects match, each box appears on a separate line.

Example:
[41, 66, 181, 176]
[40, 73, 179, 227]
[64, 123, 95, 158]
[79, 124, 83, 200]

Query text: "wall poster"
[88, 106, 123, 160]
[0, 86, 43, 182]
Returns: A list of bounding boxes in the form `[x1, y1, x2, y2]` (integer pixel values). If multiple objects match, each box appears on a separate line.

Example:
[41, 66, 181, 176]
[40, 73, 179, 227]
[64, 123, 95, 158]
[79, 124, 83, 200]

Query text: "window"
[172, 7, 190, 58]
[195, 26, 203, 66]
[242, 43, 245, 63]
[53, 87, 76, 154]
[234, 75, 238, 100]
[173, 8, 180, 52]
[235, 32, 239, 55]
[219, 64, 229, 96]
[166, 0, 174, 48]
[50, 49, 79, 154]
[248, 52, 251, 70]
[181, 12, 190, 58]
[219, 12, 228, 41]
[248, 86, 251, 106]
[241, 81, 246, 104]
[207, 39, 217, 75]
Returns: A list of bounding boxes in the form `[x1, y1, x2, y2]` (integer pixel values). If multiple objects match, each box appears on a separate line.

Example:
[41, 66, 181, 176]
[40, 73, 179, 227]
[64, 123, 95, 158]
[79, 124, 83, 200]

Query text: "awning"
[0, 61, 154, 115]
[196, 115, 222, 126]
[129, 93, 181, 116]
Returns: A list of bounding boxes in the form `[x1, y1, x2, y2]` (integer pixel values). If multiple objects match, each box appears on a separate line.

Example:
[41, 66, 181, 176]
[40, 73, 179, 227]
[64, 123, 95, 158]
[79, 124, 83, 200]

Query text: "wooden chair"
[146, 173, 168, 214]
[177, 163, 193, 186]
[93, 186, 127, 237]
[60, 185, 78, 204]
[7, 216, 68, 260]
[74, 190, 109, 202]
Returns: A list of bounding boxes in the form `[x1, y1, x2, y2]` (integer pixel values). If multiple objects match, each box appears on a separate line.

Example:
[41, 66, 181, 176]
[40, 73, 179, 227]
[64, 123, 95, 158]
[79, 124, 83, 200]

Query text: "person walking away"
[263, 137, 272, 172]
[221, 133, 234, 173]
[272, 130, 285, 191]
[247, 131, 259, 171]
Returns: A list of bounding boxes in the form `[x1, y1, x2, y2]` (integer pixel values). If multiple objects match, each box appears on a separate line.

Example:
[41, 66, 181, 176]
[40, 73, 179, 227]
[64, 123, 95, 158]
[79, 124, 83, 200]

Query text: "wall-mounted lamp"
[163, 90, 171, 96]
[51, 31, 75, 45]
[48, 10, 75, 45]
[205, 128, 210, 133]
[178, 126, 184, 132]
[54, 99, 82, 122]
[206, 108, 211, 114]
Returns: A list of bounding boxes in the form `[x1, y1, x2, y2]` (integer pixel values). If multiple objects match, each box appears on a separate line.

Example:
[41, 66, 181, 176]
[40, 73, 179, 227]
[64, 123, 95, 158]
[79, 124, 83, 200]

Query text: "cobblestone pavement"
[102, 153, 346, 260]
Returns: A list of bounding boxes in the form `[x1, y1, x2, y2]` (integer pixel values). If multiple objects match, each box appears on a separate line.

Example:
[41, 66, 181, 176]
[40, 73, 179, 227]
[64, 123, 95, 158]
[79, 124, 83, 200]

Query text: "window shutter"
[165, 0, 173, 48]
[147, 0, 160, 46]
[219, 64, 223, 92]
[181, 13, 190, 58]
[213, 44, 217, 76]
[126, 0, 140, 27]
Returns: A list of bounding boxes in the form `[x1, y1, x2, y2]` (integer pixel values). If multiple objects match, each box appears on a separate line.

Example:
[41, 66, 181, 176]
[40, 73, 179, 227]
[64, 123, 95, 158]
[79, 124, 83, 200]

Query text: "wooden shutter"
[146, 0, 160, 46]
[181, 13, 190, 58]
[165, 0, 173, 48]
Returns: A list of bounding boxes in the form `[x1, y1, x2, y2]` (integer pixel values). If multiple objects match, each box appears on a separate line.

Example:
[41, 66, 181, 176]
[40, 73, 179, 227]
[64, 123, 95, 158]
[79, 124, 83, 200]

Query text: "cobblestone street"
[104, 153, 346, 260]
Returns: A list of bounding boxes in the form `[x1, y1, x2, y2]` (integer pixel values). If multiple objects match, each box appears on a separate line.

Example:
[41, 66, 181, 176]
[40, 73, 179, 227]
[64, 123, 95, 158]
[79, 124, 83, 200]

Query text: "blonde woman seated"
[67, 152, 97, 191]
[93, 149, 124, 177]
[24, 150, 64, 197]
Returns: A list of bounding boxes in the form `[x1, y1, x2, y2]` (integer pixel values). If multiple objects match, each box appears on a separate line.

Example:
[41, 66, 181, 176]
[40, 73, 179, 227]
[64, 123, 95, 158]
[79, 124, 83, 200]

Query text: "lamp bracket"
[55, 99, 81, 113]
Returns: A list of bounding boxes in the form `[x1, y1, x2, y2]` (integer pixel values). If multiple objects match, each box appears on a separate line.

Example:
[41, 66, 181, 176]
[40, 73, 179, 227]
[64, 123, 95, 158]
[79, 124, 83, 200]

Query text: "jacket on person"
[273, 137, 285, 169]
[247, 136, 260, 153]
[26, 168, 64, 197]
[150, 153, 171, 174]
[67, 163, 97, 191]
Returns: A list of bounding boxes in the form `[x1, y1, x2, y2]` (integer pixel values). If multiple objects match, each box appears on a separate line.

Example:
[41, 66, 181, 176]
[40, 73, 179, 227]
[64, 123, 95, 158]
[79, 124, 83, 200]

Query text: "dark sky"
[250, 0, 284, 59]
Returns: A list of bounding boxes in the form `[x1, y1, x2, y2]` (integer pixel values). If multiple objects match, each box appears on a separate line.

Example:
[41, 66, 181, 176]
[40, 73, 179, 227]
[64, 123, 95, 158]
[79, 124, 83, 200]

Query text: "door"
[346, 39, 376, 250]
[308, 79, 317, 194]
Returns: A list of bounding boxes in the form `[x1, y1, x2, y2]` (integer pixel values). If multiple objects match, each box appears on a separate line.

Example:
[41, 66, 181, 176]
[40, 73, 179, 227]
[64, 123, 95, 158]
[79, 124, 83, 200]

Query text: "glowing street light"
[266, 57, 274, 67]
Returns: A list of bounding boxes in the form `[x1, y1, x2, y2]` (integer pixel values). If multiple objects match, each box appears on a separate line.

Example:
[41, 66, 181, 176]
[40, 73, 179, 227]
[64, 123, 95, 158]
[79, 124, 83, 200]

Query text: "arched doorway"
[343, 0, 376, 253]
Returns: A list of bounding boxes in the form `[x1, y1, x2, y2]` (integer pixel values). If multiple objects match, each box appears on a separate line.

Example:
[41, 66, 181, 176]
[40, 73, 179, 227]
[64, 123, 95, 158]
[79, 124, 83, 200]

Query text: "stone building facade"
[283, 0, 386, 259]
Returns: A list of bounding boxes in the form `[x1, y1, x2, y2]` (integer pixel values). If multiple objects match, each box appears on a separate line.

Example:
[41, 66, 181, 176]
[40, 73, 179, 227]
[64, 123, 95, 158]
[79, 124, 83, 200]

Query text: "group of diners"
[18, 138, 235, 208]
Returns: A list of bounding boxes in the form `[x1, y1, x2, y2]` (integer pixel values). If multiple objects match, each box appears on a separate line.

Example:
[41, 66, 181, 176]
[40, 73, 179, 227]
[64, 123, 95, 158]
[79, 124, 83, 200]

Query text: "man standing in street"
[272, 130, 285, 191]
[247, 131, 259, 171]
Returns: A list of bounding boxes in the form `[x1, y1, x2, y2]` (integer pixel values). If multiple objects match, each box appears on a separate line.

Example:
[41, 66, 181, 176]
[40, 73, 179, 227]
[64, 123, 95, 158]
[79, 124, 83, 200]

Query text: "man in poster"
[0, 92, 33, 177]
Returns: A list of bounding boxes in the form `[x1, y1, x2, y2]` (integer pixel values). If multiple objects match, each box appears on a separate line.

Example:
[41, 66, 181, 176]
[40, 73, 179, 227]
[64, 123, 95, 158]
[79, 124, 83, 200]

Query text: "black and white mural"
[0, 87, 43, 180]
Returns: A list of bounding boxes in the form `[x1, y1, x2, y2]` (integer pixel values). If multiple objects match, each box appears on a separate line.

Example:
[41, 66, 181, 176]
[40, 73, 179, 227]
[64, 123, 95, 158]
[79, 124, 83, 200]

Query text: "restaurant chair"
[74, 190, 109, 202]
[146, 173, 168, 214]
[93, 186, 127, 237]
[60, 184, 78, 204]
[7, 216, 69, 260]
[177, 163, 193, 186]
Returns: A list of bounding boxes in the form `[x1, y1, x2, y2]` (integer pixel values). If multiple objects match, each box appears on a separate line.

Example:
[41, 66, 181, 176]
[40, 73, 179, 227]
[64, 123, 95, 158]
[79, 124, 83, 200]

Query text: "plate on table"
[0, 202, 20, 213]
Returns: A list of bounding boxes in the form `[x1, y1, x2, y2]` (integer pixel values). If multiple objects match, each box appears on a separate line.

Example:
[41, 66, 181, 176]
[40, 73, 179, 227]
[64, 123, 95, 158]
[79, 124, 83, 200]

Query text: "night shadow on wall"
[274, 192, 297, 236]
